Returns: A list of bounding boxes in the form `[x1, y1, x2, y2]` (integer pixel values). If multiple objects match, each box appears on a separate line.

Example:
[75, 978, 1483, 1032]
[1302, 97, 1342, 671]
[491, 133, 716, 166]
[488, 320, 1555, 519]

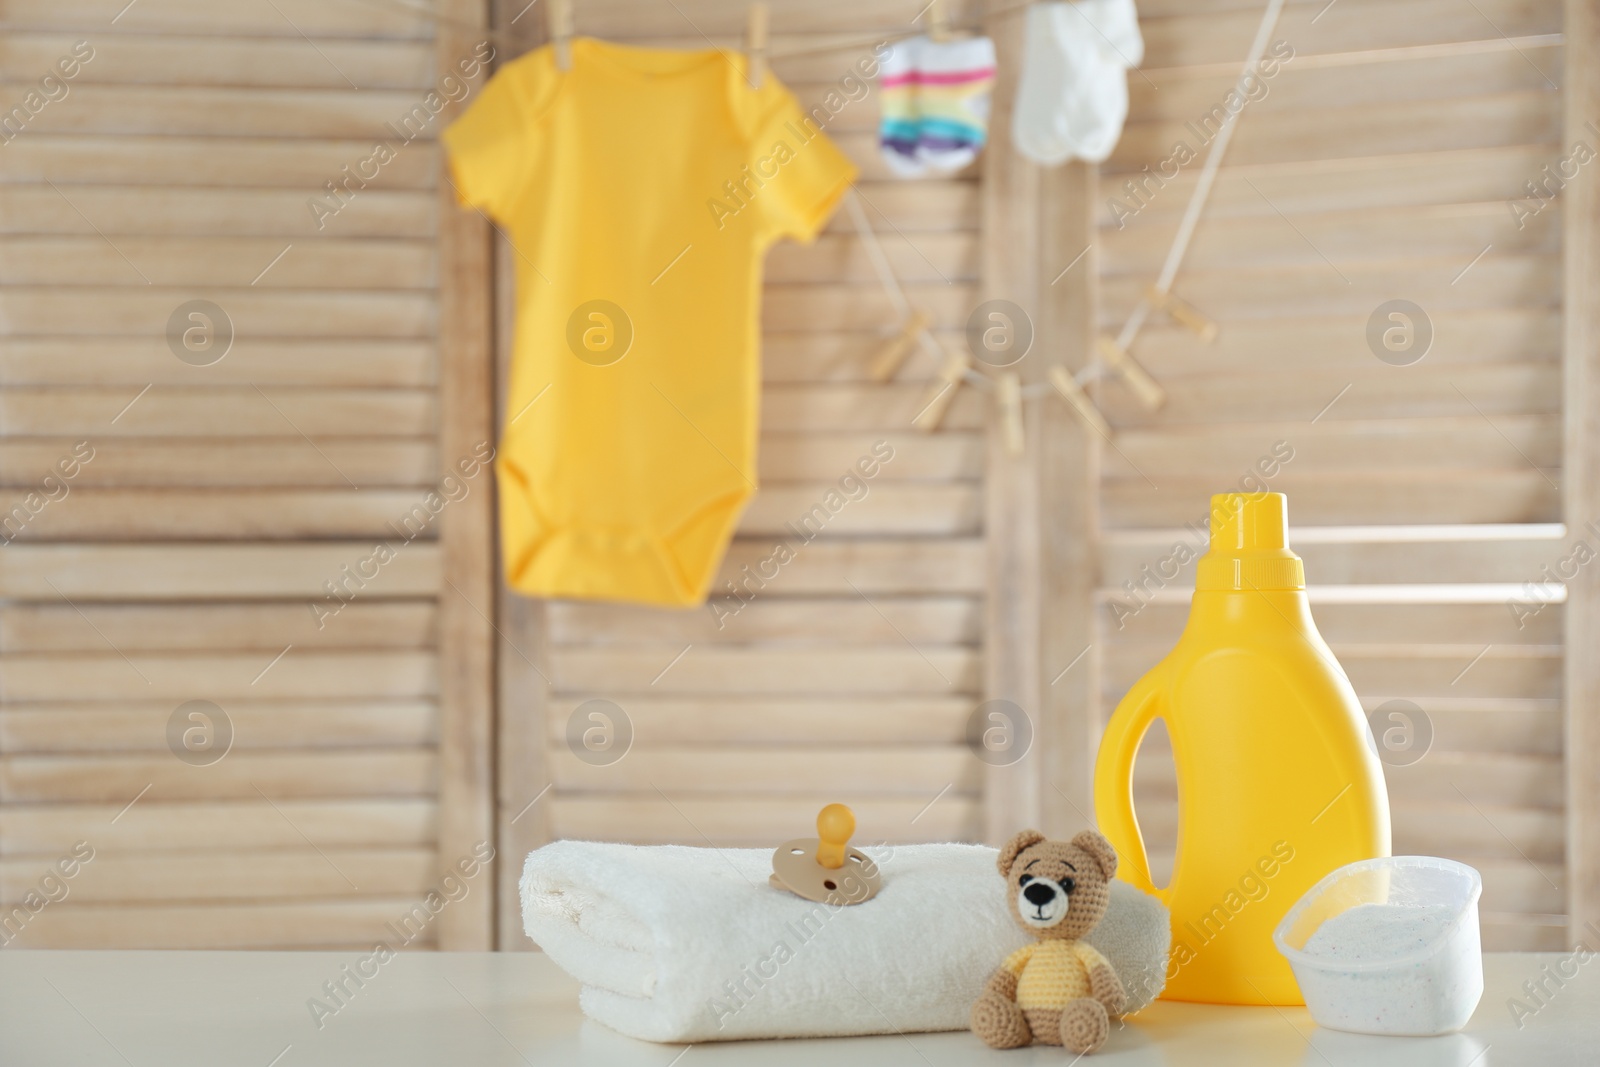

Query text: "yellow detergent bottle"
[1094, 492, 1390, 1005]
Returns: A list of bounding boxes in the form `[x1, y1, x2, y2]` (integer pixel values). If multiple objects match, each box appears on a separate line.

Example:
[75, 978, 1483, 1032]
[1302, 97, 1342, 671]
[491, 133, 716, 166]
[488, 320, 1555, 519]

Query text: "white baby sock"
[1012, 0, 1145, 166]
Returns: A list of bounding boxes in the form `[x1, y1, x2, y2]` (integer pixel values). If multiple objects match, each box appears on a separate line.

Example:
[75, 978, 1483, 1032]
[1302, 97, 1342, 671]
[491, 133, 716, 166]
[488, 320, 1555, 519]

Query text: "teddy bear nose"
[1022, 882, 1056, 906]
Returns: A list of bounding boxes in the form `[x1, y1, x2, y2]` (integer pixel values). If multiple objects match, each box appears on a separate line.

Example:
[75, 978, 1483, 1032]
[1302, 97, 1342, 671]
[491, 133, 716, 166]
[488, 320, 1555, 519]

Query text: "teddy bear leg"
[1060, 997, 1110, 1055]
[1022, 1008, 1062, 1046]
[970, 991, 1032, 1049]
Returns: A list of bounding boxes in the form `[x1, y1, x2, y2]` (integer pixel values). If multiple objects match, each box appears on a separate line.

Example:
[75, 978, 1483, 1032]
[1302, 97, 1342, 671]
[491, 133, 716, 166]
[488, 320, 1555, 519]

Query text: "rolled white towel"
[521, 839, 1168, 1043]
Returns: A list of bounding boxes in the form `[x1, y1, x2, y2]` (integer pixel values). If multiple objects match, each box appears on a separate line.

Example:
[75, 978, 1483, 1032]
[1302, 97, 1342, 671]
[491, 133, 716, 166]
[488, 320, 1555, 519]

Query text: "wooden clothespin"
[1147, 286, 1218, 343]
[997, 373, 1024, 456]
[1097, 336, 1166, 410]
[1048, 365, 1113, 440]
[912, 341, 971, 432]
[869, 309, 929, 382]
[926, 0, 953, 42]
[746, 4, 769, 88]
[549, 0, 573, 72]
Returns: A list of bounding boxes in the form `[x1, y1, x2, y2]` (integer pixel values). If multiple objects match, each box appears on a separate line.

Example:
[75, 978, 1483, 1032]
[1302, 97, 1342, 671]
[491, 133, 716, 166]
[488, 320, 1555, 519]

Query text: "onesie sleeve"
[744, 82, 859, 244]
[441, 54, 550, 220]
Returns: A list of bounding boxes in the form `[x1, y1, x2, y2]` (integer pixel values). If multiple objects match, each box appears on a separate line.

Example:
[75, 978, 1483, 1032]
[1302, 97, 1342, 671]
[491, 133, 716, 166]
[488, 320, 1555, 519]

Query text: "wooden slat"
[1132, 799, 1566, 864]
[550, 745, 981, 795]
[549, 794, 981, 845]
[763, 283, 977, 332]
[3, 489, 457, 541]
[765, 232, 977, 284]
[543, 696, 973, 744]
[0, 0, 435, 37]
[550, 596, 981, 646]
[0, 799, 437, 853]
[1103, 470, 1560, 526]
[0, 33, 436, 89]
[0, 602, 435, 651]
[0, 651, 437, 700]
[1100, 364, 1560, 427]
[0, 440, 437, 487]
[433, 0, 497, 949]
[762, 331, 967, 384]
[0, 136, 438, 189]
[1116, 699, 1560, 758]
[1121, 310, 1561, 377]
[0, 434, 972, 486]
[549, 647, 980, 695]
[0, 848, 438, 903]
[0, 900, 440, 950]
[5, 85, 460, 139]
[0, 186, 436, 238]
[1101, 535, 1569, 586]
[1565, 0, 1600, 941]
[0, 237, 436, 288]
[1, 751, 437, 802]
[1111, 92, 1559, 169]
[1105, 601, 1564, 646]
[488, 2, 547, 952]
[1104, 644, 1559, 701]
[756, 430, 982, 478]
[1103, 203, 1556, 275]
[1101, 145, 1555, 216]
[0, 703, 436, 752]
[571, 0, 960, 36]
[0, 289, 434, 337]
[0, 388, 435, 437]
[818, 181, 978, 233]
[1106, 417, 1560, 477]
[714, 538, 986, 594]
[1126, 41, 1564, 120]
[0, 339, 436, 386]
[1137, 0, 1558, 70]
[1101, 257, 1559, 322]
[762, 383, 983, 431]
[1132, 751, 1563, 810]
[0, 543, 440, 600]
[738, 484, 980, 537]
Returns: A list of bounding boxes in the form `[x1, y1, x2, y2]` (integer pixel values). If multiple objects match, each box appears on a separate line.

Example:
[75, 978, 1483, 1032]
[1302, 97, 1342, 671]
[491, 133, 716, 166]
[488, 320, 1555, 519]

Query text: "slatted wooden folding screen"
[1102, 0, 1571, 950]
[4, 0, 1594, 957]
[0, 0, 495, 949]
[495, 0, 993, 947]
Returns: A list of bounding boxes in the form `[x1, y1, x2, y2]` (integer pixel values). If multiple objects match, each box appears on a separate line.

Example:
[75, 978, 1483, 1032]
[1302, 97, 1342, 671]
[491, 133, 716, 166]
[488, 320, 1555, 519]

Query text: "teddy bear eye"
[1018, 874, 1033, 886]
[1059, 877, 1076, 894]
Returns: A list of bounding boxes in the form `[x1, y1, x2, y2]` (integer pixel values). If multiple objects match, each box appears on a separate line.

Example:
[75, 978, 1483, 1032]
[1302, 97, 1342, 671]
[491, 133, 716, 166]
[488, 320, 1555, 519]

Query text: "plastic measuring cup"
[1273, 856, 1484, 1036]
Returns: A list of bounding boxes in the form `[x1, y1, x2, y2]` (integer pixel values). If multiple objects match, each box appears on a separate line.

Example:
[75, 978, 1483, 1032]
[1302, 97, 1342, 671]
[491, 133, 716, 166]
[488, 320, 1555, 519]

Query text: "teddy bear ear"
[998, 830, 1046, 877]
[1073, 830, 1119, 880]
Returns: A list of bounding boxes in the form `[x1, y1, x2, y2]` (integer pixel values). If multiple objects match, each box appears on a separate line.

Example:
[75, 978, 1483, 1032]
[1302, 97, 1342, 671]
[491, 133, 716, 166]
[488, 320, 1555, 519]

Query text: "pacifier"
[768, 803, 881, 906]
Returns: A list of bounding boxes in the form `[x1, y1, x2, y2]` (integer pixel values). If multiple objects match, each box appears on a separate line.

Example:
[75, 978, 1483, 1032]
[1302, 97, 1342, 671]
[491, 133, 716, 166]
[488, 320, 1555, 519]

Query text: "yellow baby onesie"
[1003, 940, 1112, 1010]
[443, 39, 857, 605]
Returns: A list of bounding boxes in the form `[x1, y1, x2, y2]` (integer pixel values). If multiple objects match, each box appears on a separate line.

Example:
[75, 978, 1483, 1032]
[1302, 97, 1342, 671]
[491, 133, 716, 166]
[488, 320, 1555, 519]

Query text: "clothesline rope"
[1111, 0, 1286, 352]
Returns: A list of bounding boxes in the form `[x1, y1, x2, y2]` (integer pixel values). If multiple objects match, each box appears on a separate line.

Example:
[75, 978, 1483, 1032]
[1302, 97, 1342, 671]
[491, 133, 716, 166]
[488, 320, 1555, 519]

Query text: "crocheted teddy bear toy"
[970, 829, 1128, 1054]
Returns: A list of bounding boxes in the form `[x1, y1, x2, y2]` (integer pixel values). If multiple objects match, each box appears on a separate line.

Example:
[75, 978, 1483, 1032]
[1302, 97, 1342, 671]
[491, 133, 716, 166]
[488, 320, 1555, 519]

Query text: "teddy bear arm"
[1088, 960, 1128, 1016]
[983, 965, 1019, 1000]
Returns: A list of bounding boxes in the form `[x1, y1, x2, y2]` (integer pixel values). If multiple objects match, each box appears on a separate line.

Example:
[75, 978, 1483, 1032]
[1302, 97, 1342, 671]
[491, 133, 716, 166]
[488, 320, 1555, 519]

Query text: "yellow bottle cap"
[1195, 492, 1306, 591]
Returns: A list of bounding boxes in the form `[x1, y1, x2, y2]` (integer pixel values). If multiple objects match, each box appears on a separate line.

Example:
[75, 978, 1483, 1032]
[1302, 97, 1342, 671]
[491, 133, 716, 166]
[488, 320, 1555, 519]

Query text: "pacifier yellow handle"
[815, 803, 854, 870]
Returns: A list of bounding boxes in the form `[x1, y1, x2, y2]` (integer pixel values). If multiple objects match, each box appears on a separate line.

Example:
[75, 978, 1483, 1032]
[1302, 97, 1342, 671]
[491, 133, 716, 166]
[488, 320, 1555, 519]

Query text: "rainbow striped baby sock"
[878, 35, 996, 177]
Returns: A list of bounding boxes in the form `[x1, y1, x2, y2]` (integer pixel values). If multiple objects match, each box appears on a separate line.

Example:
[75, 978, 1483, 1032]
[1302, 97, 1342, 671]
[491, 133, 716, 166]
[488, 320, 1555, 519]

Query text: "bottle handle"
[1093, 670, 1167, 902]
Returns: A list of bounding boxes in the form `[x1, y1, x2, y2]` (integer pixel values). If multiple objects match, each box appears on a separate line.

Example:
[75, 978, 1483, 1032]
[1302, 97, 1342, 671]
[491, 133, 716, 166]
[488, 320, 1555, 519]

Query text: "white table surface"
[0, 950, 1593, 1065]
